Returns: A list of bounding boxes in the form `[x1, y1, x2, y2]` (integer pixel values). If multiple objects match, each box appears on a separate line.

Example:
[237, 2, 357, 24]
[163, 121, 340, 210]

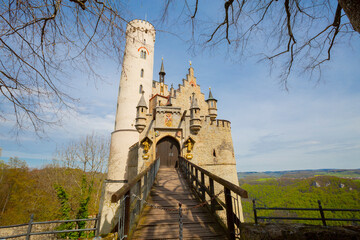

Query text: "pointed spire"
[159, 57, 165, 84]
[159, 57, 166, 75]
[206, 87, 217, 102]
[137, 91, 148, 108]
[190, 92, 199, 109]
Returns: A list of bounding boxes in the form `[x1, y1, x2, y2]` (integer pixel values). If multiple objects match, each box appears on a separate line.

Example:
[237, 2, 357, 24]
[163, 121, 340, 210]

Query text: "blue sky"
[1, 1, 359, 172]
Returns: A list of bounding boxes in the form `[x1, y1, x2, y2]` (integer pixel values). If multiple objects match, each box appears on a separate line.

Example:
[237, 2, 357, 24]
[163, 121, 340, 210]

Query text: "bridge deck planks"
[131, 167, 228, 240]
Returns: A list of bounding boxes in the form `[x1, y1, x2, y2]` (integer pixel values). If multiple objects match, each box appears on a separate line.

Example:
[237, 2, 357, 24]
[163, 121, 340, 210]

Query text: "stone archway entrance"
[156, 136, 180, 168]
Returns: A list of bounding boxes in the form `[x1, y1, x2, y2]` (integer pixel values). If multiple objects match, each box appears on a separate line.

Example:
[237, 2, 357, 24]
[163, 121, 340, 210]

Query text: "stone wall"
[240, 223, 360, 240]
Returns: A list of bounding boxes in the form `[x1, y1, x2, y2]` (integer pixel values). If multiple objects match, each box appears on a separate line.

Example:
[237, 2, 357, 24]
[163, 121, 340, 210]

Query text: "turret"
[159, 58, 165, 95]
[206, 87, 217, 121]
[190, 92, 201, 134]
[135, 92, 148, 133]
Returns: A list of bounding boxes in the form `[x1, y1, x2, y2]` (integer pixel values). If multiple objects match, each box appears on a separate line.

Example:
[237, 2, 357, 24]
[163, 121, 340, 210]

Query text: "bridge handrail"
[180, 158, 248, 198]
[111, 158, 160, 239]
[111, 158, 160, 202]
[179, 157, 247, 240]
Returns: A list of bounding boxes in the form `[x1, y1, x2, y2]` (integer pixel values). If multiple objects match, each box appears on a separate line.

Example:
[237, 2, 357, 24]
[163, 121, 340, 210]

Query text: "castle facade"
[99, 19, 242, 235]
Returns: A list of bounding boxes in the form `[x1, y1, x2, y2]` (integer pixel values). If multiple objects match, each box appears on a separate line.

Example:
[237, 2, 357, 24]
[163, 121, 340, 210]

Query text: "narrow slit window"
[140, 69, 144, 78]
[144, 51, 147, 59]
[213, 149, 216, 157]
[139, 84, 143, 93]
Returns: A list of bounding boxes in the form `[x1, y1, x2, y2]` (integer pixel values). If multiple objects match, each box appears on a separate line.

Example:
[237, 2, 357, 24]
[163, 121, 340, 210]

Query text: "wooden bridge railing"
[111, 158, 160, 240]
[178, 157, 248, 240]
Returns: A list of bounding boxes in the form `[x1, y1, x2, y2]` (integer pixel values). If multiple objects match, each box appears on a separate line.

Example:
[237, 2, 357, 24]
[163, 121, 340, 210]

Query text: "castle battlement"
[126, 19, 156, 38]
[155, 106, 181, 115]
[207, 119, 231, 130]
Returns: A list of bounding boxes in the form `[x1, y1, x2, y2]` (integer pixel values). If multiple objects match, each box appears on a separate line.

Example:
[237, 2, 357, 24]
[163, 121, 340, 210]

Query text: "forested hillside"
[239, 173, 360, 226]
[238, 169, 360, 179]
[0, 158, 105, 226]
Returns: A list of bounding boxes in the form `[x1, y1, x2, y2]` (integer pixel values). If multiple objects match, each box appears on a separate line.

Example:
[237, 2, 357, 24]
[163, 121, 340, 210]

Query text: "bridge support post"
[210, 178, 215, 213]
[225, 187, 235, 240]
[201, 172, 205, 201]
[124, 191, 130, 239]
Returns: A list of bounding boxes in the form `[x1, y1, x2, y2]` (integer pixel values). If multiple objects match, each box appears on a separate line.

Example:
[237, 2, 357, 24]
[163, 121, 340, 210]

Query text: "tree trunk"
[338, 0, 360, 33]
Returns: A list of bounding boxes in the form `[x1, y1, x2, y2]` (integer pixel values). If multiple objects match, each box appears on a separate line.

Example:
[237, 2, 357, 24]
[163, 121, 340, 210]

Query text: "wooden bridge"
[111, 157, 248, 240]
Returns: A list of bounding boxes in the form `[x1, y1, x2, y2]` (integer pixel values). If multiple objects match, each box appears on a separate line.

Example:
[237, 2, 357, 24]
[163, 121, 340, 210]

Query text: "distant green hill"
[238, 169, 360, 180]
[238, 171, 360, 226]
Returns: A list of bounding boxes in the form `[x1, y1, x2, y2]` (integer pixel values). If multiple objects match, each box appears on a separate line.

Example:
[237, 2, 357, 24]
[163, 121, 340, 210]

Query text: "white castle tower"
[99, 19, 155, 234]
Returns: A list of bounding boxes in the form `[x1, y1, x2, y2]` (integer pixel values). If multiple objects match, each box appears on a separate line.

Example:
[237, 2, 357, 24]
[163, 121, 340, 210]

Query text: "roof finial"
[189, 60, 192, 66]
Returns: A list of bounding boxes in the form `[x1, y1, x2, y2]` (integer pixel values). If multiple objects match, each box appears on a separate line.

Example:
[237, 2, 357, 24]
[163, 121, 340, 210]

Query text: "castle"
[99, 19, 242, 234]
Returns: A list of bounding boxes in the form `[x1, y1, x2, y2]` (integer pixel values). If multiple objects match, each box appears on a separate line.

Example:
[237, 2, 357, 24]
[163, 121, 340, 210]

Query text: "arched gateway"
[156, 136, 180, 168]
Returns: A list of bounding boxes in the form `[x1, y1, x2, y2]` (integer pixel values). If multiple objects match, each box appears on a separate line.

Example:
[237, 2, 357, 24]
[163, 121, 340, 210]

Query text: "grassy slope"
[239, 170, 360, 226]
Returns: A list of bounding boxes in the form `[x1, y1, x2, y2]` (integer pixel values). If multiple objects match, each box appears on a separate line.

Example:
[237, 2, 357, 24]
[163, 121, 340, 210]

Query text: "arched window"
[211, 101, 214, 107]
[140, 50, 147, 59]
[144, 39, 146, 44]
[140, 69, 144, 78]
[139, 84, 143, 93]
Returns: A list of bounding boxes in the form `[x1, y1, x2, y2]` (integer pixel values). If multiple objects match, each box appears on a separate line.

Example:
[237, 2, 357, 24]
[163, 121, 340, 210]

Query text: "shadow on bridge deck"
[131, 167, 228, 239]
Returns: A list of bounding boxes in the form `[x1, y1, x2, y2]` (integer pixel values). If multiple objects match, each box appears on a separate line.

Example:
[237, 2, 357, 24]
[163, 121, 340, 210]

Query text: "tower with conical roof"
[135, 92, 148, 133]
[190, 92, 201, 133]
[206, 87, 217, 120]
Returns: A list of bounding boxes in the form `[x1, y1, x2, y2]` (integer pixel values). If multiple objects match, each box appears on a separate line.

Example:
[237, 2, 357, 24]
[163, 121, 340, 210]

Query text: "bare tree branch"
[166, 0, 358, 86]
[0, 0, 129, 135]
